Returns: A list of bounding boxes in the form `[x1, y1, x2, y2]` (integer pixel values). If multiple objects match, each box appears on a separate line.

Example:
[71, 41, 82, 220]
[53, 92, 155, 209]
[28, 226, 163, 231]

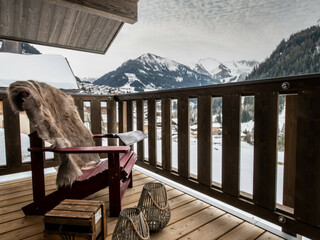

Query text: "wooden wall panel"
[48, 5, 68, 43]
[76, 14, 98, 48]
[37, 1, 55, 42]
[26, 0, 42, 39]
[57, 8, 79, 45]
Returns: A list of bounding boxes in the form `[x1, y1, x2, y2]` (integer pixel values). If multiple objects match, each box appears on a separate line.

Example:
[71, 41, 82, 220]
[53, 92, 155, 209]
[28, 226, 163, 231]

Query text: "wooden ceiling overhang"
[0, 0, 138, 54]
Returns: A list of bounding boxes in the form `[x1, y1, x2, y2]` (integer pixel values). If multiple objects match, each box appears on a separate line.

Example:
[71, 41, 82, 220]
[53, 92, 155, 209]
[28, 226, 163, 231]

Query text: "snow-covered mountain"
[193, 58, 259, 83]
[94, 53, 220, 92]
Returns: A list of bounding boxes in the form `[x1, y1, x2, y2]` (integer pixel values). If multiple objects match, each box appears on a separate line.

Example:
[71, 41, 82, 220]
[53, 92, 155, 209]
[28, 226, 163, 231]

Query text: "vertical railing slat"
[136, 99, 144, 162]
[118, 101, 127, 134]
[148, 99, 157, 166]
[222, 94, 241, 196]
[91, 100, 102, 146]
[162, 97, 172, 171]
[107, 97, 117, 146]
[283, 95, 298, 208]
[127, 100, 133, 132]
[178, 96, 189, 178]
[294, 90, 320, 226]
[197, 95, 212, 186]
[74, 98, 84, 122]
[253, 92, 278, 210]
[3, 99, 22, 168]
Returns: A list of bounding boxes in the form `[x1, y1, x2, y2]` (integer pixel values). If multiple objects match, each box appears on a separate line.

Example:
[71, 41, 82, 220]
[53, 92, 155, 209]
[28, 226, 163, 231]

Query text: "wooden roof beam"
[44, 0, 138, 24]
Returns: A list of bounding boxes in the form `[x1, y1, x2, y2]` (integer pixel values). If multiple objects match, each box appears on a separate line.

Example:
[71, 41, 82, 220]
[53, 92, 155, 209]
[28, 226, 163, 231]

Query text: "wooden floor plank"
[0, 178, 56, 196]
[0, 170, 281, 240]
[0, 222, 44, 240]
[217, 222, 265, 240]
[0, 216, 43, 235]
[0, 182, 56, 202]
[150, 206, 225, 240]
[106, 190, 194, 236]
[0, 210, 25, 224]
[0, 174, 56, 190]
[179, 214, 244, 240]
[23, 233, 43, 240]
[168, 199, 210, 225]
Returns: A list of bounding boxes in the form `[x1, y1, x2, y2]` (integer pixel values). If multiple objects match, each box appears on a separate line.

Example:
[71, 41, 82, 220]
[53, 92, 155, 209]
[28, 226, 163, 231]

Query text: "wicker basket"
[137, 182, 171, 232]
[112, 208, 150, 240]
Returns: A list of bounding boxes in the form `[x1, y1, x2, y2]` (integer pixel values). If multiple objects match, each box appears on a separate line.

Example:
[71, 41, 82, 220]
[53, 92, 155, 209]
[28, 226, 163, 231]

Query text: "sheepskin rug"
[7, 80, 100, 187]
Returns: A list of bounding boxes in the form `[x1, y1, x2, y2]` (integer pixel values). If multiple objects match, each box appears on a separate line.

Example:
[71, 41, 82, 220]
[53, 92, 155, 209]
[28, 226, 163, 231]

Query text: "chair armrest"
[28, 145, 130, 154]
[93, 133, 119, 138]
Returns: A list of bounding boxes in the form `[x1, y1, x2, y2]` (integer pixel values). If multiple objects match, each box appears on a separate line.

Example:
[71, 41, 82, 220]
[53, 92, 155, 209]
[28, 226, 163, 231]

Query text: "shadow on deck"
[0, 170, 284, 240]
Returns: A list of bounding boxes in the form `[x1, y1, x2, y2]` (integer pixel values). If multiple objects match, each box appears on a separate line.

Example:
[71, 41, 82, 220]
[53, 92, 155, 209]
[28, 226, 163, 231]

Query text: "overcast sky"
[35, 0, 320, 79]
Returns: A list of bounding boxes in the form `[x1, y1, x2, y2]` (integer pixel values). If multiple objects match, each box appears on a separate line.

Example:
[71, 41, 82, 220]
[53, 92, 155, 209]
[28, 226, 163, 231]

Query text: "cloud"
[35, 0, 320, 78]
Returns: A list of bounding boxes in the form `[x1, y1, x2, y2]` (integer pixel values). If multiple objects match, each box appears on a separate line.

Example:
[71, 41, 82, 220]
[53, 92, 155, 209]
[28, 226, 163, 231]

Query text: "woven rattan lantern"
[112, 208, 150, 240]
[137, 182, 171, 232]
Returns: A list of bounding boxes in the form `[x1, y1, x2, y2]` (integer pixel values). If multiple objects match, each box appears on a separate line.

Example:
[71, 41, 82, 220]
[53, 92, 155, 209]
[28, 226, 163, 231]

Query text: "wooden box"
[44, 199, 107, 240]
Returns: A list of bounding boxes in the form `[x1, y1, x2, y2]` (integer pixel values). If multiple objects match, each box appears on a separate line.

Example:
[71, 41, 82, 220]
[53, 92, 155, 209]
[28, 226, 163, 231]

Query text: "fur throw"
[7, 80, 100, 187]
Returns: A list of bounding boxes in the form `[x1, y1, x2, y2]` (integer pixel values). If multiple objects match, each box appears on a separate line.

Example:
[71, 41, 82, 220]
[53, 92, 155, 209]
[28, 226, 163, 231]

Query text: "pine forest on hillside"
[247, 26, 320, 80]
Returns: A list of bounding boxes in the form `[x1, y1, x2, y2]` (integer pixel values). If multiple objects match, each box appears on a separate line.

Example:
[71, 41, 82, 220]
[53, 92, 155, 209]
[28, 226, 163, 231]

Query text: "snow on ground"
[144, 134, 285, 204]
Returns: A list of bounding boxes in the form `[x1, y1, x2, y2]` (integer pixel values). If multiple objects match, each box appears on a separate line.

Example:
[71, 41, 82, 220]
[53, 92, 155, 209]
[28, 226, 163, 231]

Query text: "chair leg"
[108, 153, 121, 217]
[29, 132, 45, 201]
[128, 172, 133, 188]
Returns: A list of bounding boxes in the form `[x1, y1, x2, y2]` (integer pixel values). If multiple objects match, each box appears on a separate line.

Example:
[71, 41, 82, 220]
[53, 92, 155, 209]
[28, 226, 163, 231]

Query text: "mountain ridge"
[94, 53, 258, 92]
[94, 53, 222, 92]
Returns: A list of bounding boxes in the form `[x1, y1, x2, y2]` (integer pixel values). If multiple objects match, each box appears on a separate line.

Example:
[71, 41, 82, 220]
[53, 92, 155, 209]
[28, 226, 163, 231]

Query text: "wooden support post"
[253, 92, 278, 210]
[197, 95, 212, 186]
[108, 153, 121, 217]
[222, 94, 241, 196]
[29, 132, 45, 201]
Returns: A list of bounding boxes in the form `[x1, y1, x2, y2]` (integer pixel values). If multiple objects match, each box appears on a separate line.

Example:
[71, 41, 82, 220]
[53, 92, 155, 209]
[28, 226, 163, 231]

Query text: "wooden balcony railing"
[0, 74, 320, 239]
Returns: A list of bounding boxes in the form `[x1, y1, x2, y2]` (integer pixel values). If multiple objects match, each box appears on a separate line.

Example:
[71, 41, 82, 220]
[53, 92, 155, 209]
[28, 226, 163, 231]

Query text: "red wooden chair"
[23, 130, 145, 217]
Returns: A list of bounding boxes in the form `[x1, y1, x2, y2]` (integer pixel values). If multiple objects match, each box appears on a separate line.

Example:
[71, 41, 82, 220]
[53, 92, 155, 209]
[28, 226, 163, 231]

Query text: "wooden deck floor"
[0, 170, 284, 240]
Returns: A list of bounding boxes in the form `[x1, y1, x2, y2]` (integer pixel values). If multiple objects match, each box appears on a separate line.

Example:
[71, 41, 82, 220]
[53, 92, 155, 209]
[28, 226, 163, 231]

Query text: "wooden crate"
[44, 199, 107, 240]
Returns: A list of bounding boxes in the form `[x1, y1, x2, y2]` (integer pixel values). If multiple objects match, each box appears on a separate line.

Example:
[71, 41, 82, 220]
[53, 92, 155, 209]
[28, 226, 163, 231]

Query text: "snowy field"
[144, 136, 284, 204]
